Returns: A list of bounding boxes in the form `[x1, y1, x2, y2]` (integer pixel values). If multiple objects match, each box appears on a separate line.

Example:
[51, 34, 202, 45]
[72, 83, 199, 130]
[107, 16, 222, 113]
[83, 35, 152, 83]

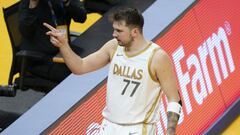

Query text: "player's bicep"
[155, 51, 180, 102]
[80, 39, 117, 73]
[81, 48, 110, 72]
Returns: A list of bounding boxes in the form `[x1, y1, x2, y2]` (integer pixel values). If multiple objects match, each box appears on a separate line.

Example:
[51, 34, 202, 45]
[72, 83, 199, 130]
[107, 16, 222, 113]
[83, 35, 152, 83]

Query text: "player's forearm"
[166, 112, 180, 135]
[59, 45, 84, 74]
[166, 100, 182, 135]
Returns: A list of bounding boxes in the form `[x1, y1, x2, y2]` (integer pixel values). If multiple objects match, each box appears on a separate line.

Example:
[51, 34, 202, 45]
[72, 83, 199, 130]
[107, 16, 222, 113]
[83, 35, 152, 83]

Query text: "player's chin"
[117, 41, 124, 46]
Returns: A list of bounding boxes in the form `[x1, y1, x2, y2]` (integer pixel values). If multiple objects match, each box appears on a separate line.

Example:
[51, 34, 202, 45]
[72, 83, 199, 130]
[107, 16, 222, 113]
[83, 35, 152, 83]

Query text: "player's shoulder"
[151, 43, 168, 58]
[102, 39, 119, 59]
[103, 38, 118, 50]
[151, 43, 171, 64]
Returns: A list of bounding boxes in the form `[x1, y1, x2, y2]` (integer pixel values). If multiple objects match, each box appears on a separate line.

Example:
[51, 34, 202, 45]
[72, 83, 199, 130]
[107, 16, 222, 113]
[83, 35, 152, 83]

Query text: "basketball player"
[44, 7, 182, 135]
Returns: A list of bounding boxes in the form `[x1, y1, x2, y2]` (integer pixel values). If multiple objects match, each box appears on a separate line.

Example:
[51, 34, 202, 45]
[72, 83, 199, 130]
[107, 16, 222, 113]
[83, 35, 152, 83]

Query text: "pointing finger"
[43, 23, 57, 32]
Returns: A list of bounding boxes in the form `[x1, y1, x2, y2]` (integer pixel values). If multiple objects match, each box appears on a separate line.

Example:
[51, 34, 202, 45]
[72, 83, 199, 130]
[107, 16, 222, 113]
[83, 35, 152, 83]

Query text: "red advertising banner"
[47, 0, 240, 134]
[48, 84, 106, 135]
[193, 0, 240, 107]
[155, 0, 240, 134]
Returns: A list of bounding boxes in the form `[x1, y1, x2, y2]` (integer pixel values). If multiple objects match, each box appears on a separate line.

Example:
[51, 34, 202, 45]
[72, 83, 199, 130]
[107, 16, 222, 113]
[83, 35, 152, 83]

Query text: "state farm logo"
[172, 21, 235, 114]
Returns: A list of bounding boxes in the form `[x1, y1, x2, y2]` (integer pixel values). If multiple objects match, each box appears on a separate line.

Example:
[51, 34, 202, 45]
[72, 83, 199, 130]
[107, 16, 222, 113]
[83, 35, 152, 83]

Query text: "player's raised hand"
[43, 23, 69, 48]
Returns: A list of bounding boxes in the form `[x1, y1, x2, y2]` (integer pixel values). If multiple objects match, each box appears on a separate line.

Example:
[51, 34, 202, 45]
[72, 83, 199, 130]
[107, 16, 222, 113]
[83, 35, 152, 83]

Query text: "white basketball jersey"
[102, 43, 162, 124]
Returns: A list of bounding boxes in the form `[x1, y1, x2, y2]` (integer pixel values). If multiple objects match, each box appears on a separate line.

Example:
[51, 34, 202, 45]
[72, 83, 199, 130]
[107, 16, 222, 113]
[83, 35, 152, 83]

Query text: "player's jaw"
[116, 35, 134, 47]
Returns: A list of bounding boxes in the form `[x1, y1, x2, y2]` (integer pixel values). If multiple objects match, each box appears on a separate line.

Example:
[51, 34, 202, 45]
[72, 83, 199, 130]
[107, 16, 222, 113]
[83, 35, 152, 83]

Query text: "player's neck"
[125, 36, 149, 54]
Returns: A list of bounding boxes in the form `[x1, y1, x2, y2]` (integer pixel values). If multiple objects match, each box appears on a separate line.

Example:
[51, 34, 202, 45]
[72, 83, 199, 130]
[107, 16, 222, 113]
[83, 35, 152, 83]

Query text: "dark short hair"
[108, 7, 144, 33]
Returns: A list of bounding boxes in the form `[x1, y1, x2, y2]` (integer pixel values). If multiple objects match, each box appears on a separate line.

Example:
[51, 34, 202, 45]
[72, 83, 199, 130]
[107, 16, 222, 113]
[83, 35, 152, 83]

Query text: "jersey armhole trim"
[110, 45, 118, 61]
[148, 47, 160, 83]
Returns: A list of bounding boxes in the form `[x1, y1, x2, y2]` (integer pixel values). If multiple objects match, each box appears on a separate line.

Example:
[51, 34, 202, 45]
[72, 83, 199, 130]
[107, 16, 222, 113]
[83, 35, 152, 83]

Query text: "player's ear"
[131, 27, 139, 37]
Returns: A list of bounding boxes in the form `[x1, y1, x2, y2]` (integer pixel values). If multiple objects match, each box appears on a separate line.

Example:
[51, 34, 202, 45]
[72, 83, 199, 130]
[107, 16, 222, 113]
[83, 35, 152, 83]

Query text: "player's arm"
[43, 23, 117, 75]
[153, 49, 182, 135]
